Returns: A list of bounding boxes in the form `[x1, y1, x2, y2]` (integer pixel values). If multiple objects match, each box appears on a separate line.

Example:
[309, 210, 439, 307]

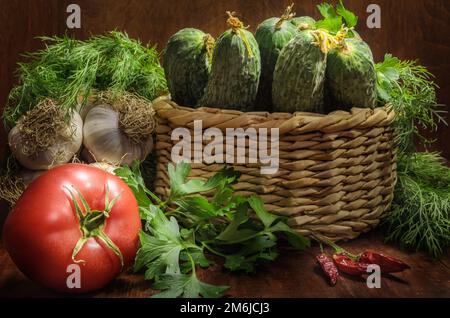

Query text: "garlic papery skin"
[8, 112, 83, 170]
[76, 90, 98, 120]
[82, 105, 154, 165]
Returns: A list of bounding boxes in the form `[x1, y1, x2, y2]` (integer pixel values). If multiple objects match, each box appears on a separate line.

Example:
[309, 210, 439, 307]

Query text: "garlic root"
[8, 99, 83, 170]
[82, 92, 156, 165]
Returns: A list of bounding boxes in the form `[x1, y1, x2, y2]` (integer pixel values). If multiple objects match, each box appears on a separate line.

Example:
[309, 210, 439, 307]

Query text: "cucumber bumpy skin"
[163, 28, 214, 107]
[325, 38, 377, 112]
[255, 17, 298, 111]
[199, 14, 261, 111]
[272, 30, 327, 114]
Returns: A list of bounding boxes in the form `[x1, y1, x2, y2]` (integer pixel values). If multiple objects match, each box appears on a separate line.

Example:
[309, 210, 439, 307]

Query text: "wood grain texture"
[0, 0, 449, 165]
[0, 232, 448, 298]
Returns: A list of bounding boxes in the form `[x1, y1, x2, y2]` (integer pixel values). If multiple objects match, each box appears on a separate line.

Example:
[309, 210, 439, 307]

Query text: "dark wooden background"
[1, 0, 449, 162]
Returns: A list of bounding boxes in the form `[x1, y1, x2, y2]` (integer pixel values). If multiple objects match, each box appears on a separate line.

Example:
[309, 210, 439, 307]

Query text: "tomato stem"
[65, 184, 124, 268]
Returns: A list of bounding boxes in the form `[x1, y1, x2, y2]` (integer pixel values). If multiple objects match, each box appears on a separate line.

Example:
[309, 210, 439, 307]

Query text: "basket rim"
[152, 96, 395, 134]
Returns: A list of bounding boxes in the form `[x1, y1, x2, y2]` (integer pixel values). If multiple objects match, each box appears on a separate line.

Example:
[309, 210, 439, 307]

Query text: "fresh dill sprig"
[88, 31, 167, 99]
[376, 54, 450, 257]
[376, 54, 446, 155]
[386, 153, 450, 258]
[3, 31, 167, 129]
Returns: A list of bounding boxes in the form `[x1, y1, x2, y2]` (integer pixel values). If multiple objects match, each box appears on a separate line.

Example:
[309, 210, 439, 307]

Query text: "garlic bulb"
[76, 90, 98, 120]
[82, 100, 155, 165]
[8, 100, 83, 170]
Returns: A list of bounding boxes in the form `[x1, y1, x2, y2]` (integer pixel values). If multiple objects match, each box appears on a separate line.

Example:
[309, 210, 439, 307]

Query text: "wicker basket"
[152, 97, 397, 241]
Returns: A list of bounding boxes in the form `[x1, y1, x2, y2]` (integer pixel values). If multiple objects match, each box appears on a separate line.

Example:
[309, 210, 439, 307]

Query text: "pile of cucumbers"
[163, 3, 377, 114]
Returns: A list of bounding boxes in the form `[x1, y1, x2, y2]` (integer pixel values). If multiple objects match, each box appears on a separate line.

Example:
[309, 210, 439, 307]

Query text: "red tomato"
[2, 163, 141, 293]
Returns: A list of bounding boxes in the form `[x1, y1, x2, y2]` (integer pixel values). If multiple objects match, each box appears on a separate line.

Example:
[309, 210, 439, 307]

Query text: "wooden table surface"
[0, 231, 448, 298]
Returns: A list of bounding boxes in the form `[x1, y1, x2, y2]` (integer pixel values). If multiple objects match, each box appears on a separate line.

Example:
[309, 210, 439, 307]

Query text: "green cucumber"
[272, 30, 329, 113]
[325, 38, 377, 112]
[163, 28, 214, 107]
[255, 9, 298, 111]
[199, 12, 261, 111]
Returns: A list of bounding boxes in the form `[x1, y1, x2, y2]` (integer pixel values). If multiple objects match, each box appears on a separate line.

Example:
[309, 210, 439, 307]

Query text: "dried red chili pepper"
[316, 253, 339, 286]
[359, 251, 410, 273]
[332, 254, 369, 276]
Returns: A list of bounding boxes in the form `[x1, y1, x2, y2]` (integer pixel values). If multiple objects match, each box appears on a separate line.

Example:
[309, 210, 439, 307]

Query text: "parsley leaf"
[267, 221, 310, 250]
[248, 196, 278, 228]
[180, 249, 213, 271]
[119, 162, 309, 298]
[168, 162, 208, 198]
[151, 273, 228, 298]
[216, 202, 256, 243]
[223, 236, 278, 273]
[176, 196, 220, 220]
[315, 1, 358, 34]
[115, 162, 157, 207]
[134, 208, 184, 278]
[168, 163, 239, 200]
[315, 17, 343, 34]
[336, 0, 358, 28]
[317, 3, 338, 19]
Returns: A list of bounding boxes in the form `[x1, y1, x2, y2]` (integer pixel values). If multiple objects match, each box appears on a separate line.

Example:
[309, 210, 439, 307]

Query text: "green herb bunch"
[376, 54, 450, 257]
[376, 54, 445, 155]
[315, 1, 358, 35]
[4, 31, 167, 128]
[116, 162, 310, 298]
[387, 153, 450, 258]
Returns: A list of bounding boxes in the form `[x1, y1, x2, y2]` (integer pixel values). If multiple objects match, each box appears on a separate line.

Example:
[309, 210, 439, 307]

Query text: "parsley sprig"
[116, 162, 309, 298]
[315, 1, 358, 35]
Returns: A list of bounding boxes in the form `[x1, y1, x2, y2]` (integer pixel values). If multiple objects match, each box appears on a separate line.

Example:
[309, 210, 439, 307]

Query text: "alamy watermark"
[367, 4, 381, 29]
[171, 120, 279, 175]
[65, 3, 382, 31]
[66, 264, 81, 289]
[366, 264, 381, 289]
[66, 4, 81, 29]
